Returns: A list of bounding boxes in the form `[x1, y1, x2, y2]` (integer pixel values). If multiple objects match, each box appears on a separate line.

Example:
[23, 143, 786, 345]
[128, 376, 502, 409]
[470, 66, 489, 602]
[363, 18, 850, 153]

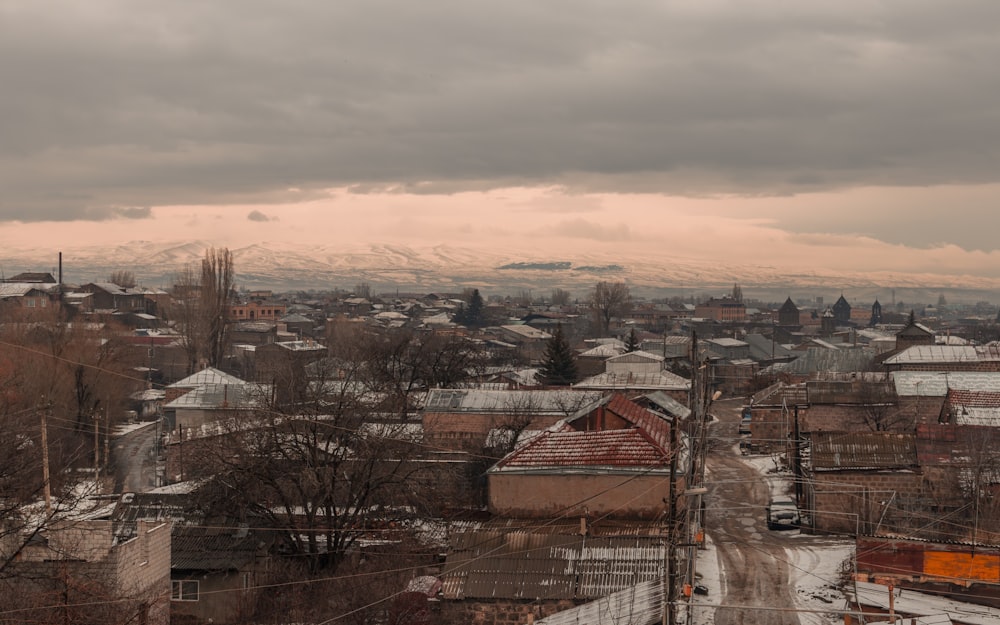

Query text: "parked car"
[738, 406, 752, 435]
[766, 496, 800, 530]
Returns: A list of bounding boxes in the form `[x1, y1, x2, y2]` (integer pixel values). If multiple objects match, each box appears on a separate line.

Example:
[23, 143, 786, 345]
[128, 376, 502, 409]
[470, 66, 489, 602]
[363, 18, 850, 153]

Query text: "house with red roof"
[487, 393, 686, 520]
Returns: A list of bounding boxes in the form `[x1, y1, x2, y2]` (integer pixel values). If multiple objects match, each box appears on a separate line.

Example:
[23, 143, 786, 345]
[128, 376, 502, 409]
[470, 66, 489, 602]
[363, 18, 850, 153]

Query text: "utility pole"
[40, 401, 52, 514]
[664, 402, 680, 625]
[93, 412, 101, 494]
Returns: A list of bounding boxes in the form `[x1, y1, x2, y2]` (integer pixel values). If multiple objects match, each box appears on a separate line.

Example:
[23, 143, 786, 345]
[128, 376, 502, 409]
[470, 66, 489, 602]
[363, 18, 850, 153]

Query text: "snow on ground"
[737, 443, 858, 625]
[113, 420, 157, 436]
[736, 444, 796, 499]
[689, 534, 722, 625]
[787, 537, 855, 625]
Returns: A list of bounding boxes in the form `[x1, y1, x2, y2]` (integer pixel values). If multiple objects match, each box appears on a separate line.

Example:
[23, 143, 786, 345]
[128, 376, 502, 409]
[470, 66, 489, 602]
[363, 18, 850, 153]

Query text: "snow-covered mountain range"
[2, 240, 997, 303]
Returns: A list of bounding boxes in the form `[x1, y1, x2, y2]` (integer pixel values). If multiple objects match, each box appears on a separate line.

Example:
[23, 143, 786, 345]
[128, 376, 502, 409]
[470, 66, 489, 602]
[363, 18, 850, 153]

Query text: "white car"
[766, 496, 800, 530]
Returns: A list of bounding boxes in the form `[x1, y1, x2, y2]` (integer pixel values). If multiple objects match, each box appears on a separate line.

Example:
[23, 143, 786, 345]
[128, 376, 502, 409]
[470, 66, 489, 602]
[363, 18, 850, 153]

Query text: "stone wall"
[441, 598, 577, 625]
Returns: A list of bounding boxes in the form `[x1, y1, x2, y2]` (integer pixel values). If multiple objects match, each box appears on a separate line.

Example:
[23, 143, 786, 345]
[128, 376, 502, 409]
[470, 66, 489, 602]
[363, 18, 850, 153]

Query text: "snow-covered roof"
[499, 324, 552, 340]
[573, 370, 690, 391]
[707, 337, 748, 348]
[893, 371, 1000, 397]
[0, 282, 55, 297]
[423, 388, 603, 413]
[850, 581, 1000, 625]
[578, 343, 626, 358]
[164, 383, 260, 410]
[606, 350, 664, 363]
[884, 345, 981, 365]
[168, 367, 247, 388]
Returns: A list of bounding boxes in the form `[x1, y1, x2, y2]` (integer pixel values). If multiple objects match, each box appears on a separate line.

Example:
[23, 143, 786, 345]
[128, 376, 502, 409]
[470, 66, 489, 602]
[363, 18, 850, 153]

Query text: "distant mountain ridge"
[1, 240, 997, 304]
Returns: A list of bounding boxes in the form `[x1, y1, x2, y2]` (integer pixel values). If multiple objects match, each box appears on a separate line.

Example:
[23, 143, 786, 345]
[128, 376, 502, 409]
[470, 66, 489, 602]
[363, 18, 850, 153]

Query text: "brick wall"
[423, 412, 566, 451]
[489, 472, 673, 519]
[810, 471, 923, 534]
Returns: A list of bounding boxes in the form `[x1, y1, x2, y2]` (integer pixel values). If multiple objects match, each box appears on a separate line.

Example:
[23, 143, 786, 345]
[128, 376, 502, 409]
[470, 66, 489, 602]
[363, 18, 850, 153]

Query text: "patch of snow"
[737, 445, 797, 499]
[113, 420, 157, 436]
[787, 538, 855, 625]
[689, 534, 722, 625]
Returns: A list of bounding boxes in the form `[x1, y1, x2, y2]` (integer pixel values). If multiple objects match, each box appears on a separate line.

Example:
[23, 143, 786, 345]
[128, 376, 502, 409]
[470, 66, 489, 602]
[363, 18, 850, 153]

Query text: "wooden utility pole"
[40, 402, 52, 514]
[664, 406, 680, 625]
[93, 412, 101, 494]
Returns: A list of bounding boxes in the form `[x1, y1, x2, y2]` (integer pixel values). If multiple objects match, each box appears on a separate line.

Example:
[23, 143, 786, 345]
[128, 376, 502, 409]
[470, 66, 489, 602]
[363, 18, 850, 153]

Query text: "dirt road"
[113, 423, 160, 493]
[703, 399, 802, 625]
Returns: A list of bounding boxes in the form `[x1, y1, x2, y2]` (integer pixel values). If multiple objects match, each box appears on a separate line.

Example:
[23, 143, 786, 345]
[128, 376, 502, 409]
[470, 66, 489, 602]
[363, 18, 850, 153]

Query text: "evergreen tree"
[465, 288, 485, 327]
[454, 288, 485, 327]
[625, 327, 640, 352]
[539, 324, 578, 386]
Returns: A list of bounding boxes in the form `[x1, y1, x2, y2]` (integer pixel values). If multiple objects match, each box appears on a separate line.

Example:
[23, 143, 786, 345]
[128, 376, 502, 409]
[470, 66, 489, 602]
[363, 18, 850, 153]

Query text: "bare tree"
[166, 247, 235, 373]
[590, 281, 631, 335]
[106, 270, 136, 288]
[169, 264, 205, 375]
[856, 380, 908, 432]
[201, 247, 234, 369]
[550, 288, 571, 306]
[957, 427, 1000, 543]
[357, 328, 487, 419]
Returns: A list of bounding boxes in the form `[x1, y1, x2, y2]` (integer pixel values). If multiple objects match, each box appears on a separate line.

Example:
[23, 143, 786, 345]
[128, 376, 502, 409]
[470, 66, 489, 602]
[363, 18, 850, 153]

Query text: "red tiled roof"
[497, 428, 669, 469]
[604, 393, 672, 451]
[946, 389, 1000, 408]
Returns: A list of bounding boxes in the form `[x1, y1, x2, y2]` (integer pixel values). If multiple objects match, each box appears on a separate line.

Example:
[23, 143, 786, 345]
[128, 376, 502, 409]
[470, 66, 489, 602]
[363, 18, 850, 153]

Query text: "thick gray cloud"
[2, 1, 1000, 248]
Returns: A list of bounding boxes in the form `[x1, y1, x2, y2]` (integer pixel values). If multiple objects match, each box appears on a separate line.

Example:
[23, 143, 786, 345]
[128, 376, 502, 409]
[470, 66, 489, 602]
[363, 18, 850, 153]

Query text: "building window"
[171, 580, 199, 601]
[25, 299, 35, 308]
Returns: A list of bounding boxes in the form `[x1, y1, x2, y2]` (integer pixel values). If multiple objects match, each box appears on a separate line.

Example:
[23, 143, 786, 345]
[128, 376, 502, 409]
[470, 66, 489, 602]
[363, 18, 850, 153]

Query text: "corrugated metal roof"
[607, 351, 665, 363]
[579, 344, 626, 358]
[955, 407, 1000, 427]
[884, 345, 980, 364]
[164, 383, 260, 409]
[171, 525, 263, 572]
[441, 531, 665, 600]
[423, 389, 604, 413]
[892, 371, 1000, 397]
[766, 347, 875, 375]
[707, 337, 748, 348]
[500, 324, 552, 340]
[574, 371, 689, 391]
[751, 381, 808, 406]
[642, 392, 692, 420]
[535, 579, 663, 625]
[810, 431, 917, 470]
[168, 367, 248, 388]
[0, 283, 53, 297]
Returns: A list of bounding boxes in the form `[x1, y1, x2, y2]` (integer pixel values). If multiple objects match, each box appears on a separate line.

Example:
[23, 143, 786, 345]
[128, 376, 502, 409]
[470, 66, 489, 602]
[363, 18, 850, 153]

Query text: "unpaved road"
[113, 423, 160, 493]
[702, 399, 811, 625]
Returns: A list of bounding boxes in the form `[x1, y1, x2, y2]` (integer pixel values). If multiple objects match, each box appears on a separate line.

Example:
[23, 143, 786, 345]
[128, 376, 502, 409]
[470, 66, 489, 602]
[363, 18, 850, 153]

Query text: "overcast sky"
[3, 1, 1000, 278]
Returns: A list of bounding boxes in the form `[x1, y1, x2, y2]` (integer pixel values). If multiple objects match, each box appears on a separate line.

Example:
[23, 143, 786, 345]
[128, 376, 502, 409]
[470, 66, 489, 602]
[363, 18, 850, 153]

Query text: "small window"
[171, 580, 199, 601]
